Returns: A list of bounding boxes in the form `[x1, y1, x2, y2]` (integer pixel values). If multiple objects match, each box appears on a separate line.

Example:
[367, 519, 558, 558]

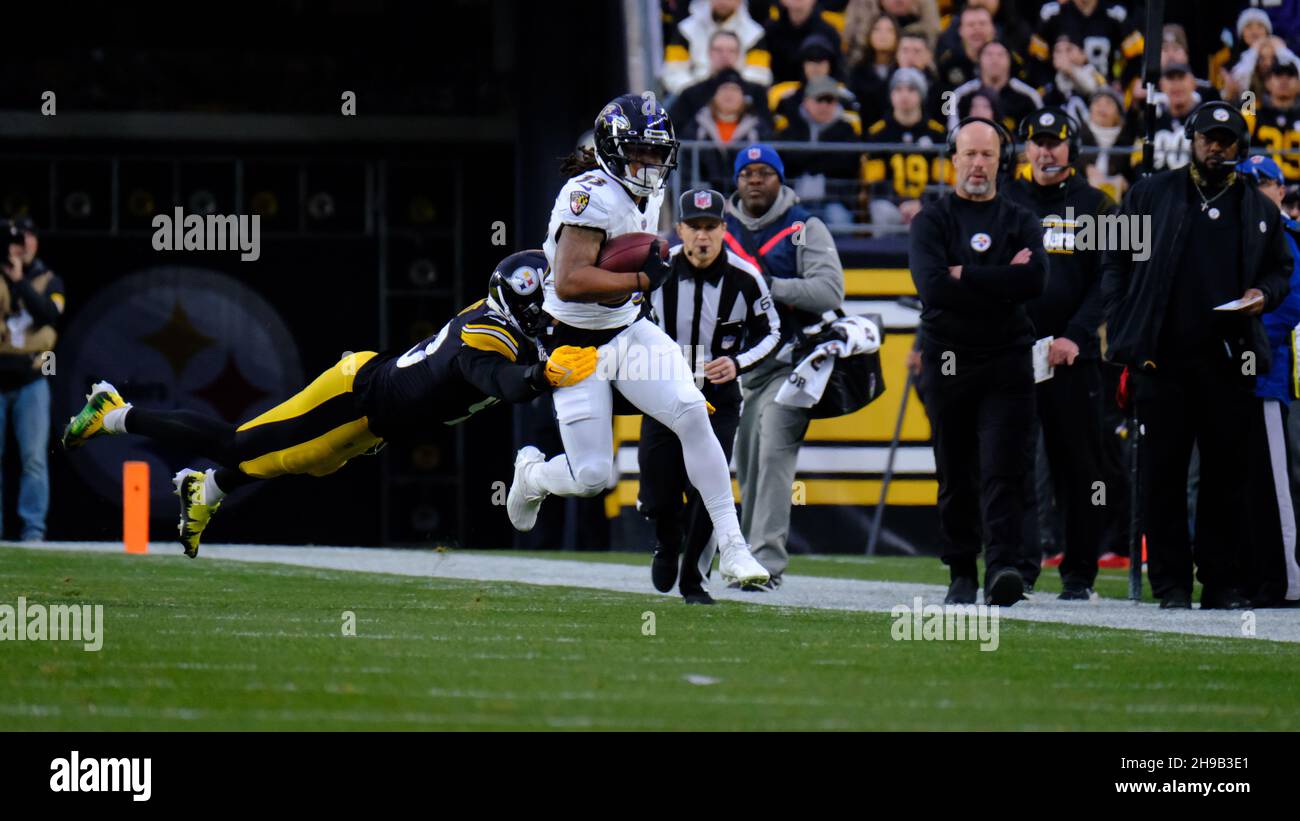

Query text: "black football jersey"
[863, 115, 951, 199]
[1253, 104, 1300, 182]
[353, 299, 542, 442]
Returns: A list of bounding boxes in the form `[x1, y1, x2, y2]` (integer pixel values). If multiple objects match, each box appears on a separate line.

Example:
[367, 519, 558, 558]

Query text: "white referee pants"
[531, 318, 743, 545]
[1260, 399, 1300, 601]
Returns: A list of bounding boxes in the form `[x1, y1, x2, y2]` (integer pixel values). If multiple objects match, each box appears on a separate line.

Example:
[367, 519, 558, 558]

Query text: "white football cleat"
[506, 446, 547, 532]
[718, 535, 770, 588]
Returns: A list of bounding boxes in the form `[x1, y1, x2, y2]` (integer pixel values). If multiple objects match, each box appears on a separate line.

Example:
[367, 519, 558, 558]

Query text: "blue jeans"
[0, 378, 51, 540]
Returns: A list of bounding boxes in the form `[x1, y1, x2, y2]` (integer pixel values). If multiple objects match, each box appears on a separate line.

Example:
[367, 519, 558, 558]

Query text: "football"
[596, 231, 664, 273]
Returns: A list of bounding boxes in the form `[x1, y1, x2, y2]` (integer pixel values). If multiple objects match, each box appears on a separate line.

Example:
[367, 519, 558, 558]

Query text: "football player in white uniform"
[507, 93, 770, 589]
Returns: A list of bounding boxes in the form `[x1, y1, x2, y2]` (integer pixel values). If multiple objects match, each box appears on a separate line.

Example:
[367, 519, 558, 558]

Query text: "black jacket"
[1101, 167, 1294, 372]
[1004, 172, 1117, 358]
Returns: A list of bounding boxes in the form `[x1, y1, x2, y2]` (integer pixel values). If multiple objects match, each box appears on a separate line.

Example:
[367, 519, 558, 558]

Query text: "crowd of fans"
[658, 0, 1300, 230]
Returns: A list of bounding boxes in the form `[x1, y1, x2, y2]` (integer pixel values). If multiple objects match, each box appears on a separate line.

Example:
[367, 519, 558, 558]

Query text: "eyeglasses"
[813, 95, 838, 104]
[738, 167, 777, 180]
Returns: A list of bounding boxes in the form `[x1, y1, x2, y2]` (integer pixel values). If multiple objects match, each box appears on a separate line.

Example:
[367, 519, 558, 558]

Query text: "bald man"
[908, 118, 1049, 606]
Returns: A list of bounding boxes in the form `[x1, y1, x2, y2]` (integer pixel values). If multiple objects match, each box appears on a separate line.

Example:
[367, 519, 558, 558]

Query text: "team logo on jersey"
[508, 265, 540, 295]
[970, 232, 991, 252]
[694, 191, 713, 209]
[570, 191, 590, 215]
[1212, 108, 1230, 122]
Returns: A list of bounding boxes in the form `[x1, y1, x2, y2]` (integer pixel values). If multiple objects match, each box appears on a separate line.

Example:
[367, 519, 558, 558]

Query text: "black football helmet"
[593, 92, 679, 197]
[487, 250, 548, 337]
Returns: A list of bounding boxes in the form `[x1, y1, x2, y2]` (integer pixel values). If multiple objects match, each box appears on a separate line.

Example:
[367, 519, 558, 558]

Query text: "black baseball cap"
[1189, 102, 1248, 141]
[678, 188, 725, 224]
[10, 216, 35, 235]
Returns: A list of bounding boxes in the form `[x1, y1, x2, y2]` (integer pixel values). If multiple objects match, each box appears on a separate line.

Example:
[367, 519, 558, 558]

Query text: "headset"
[946, 116, 1016, 175]
[1018, 107, 1080, 164]
[1182, 100, 1250, 159]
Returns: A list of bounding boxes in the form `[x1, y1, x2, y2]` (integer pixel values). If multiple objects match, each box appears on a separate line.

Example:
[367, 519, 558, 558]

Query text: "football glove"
[541, 345, 598, 387]
[641, 240, 672, 292]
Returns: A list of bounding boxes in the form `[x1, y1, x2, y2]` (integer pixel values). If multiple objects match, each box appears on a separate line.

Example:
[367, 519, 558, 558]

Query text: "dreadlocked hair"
[559, 146, 600, 177]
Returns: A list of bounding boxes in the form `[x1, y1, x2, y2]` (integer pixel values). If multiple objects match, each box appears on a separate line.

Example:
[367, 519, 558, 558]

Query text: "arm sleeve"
[660, 26, 694, 94]
[1100, 185, 1140, 325]
[457, 346, 546, 404]
[13, 275, 64, 327]
[769, 218, 844, 312]
[1256, 208, 1295, 312]
[958, 209, 1048, 303]
[734, 267, 782, 373]
[741, 33, 773, 87]
[1063, 194, 1117, 346]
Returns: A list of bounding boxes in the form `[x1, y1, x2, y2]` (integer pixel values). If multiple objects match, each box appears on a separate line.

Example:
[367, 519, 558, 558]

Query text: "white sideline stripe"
[615, 445, 936, 475]
[7, 541, 1300, 643]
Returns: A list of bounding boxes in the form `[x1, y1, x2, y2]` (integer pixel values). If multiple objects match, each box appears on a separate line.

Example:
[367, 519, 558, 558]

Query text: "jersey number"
[574, 174, 607, 193]
[396, 323, 450, 368]
[890, 153, 929, 198]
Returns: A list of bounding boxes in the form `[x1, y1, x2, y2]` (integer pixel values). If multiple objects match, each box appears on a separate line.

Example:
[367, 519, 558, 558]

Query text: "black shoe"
[1159, 589, 1192, 609]
[682, 591, 715, 605]
[1200, 587, 1251, 610]
[986, 568, 1024, 607]
[1059, 582, 1094, 601]
[945, 576, 978, 605]
[650, 548, 679, 594]
[740, 574, 782, 592]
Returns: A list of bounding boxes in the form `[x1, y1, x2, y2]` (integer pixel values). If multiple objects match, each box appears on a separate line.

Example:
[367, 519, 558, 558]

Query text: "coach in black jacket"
[1101, 102, 1293, 609]
[640, 189, 781, 604]
[910, 118, 1048, 607]
[1005, 107, 1119, 600]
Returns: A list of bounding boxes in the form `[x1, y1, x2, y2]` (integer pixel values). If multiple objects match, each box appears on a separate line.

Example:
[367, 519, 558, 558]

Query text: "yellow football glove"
[706, 400, 716, 415]
[544, 345, 598, 387]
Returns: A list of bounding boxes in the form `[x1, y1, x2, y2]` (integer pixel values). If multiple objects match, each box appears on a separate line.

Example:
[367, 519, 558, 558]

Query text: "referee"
[639, 188, 782, 604]
[909, 118, 1049, 606]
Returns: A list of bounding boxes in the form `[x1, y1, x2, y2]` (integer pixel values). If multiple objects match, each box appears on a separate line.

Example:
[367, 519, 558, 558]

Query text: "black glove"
[641, 240, 672, 292]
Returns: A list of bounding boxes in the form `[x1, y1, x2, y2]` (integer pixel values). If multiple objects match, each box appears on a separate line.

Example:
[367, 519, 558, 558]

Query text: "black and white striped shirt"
[650, 247, 782, 377]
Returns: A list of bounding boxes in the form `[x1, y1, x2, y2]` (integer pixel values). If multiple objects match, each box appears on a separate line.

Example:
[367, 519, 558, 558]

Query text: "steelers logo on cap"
[970, 233, 992, 252]
[1039, 112, 1055, 126]
[1212, 108, 1230, 122]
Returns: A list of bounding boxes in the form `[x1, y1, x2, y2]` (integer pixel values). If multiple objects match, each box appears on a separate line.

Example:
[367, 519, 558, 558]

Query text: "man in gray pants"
[724, 144, 845, 587]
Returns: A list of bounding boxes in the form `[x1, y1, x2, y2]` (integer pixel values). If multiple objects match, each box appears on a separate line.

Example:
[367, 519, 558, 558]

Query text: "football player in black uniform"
[1253, 61, 1300, 183]
[60, 250, 598, 557]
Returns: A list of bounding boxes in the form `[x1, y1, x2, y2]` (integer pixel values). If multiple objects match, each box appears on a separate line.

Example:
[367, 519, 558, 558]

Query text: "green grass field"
[1, 546, 1294, 730]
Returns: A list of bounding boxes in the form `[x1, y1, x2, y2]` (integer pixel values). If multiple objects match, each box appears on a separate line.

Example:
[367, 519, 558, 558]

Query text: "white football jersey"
[542, 166, 663, 330]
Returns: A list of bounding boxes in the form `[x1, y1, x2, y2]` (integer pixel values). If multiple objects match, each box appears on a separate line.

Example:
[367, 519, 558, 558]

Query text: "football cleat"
[506, 446, 547, 532]
[61, 380, 127, 450]
[173, 468, 220, 559]
[717, 535, 770, 588]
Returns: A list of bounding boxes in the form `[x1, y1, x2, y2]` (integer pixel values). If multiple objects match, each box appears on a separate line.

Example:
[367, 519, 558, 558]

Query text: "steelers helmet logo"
[970, 232, 992, 252]
[1039, 112, 1055, 126]
[1212, 107, 1230, 122]
[508, 266, 540, 295]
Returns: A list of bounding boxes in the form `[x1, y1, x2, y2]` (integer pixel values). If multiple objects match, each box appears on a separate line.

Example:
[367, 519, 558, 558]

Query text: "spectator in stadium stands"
[1039, 33, 1104, 126]
[1084, 87, 1129, 200]
[1224, 10, 1300, 107]
[776, 76, 862, 227]
[946, 39, 1042, 132]
[956, 86, 1003, 131]
[1118, 63, 1203, 179]
[1254, 61, 1300, 185]
[771, 33, 845, 126]
[1285, 184, 1300, 221]
[1101, 102, 1292, 610]
[662, 0, 773, 95]
[1239, 155, 1300, 608]
[909, 118, 1047, 607]
[1028, 0, 1141, 87]
[845, 13, 900, 127]
[680, 68, 774, 189]
[862, 0, 942, 50]
[893, 24, 948, 121]
[0, 218, 64, 542]
[934, 0, 1031, 81]
[935, 3, 997, 94]
[1005, 107, 1118, 601]
[863, 67, 948, 228]
[641, 188, 782, 605]
[669, 30, 775, 132]
[726, 144, 846, 587]
[766, 0, 844, 85]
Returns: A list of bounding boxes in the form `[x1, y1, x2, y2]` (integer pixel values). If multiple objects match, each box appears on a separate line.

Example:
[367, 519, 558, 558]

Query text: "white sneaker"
[718, 535, 770, 587]
[506, 446, 547, 532]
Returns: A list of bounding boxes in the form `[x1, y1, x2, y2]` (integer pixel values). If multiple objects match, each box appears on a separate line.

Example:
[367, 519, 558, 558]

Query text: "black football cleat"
[945, 576, 978, 605]
[985, 568, 1025, 607]
[1200, 587, 1251, 610]
[650, 547, 679, 594]
[1159, 589, 1192, 609]
[682, 591, 715, 605]
[1058, 582, 1094, 601]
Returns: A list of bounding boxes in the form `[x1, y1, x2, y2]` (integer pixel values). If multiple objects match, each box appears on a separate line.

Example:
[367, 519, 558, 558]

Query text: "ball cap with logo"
[1243, 154, 1285, 184]
[1188, 103, 1248, 143]
[733, 143, 785, 184]
[678, 188, 726, 224]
